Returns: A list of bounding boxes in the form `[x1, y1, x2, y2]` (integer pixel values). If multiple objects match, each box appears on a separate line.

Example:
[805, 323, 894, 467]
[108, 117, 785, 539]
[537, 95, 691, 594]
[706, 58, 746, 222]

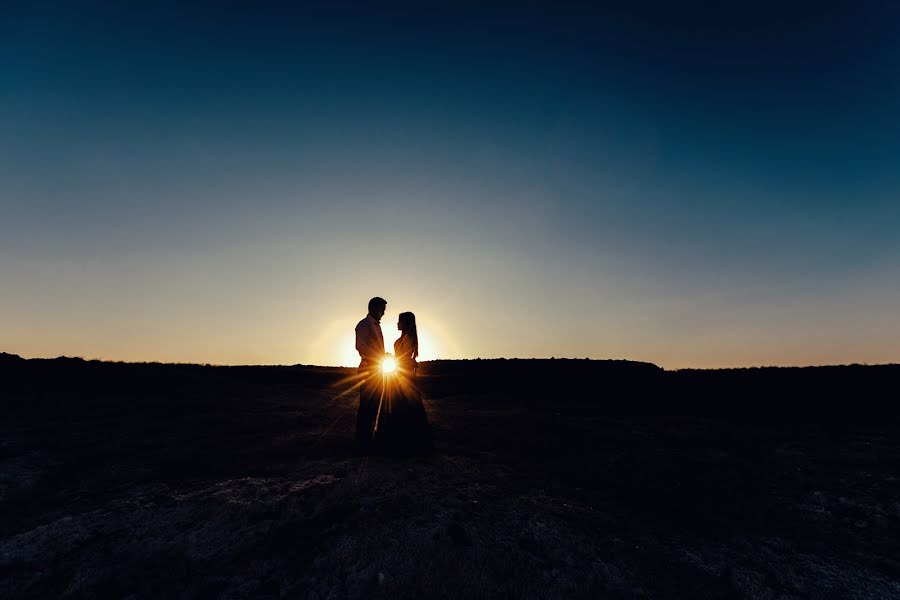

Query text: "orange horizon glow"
[3, 286, 898, 371]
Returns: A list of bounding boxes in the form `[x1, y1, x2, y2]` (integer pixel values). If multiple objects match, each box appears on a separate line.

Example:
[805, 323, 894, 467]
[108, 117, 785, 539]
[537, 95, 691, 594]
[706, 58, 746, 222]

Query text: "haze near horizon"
[2, 1, 899, 369]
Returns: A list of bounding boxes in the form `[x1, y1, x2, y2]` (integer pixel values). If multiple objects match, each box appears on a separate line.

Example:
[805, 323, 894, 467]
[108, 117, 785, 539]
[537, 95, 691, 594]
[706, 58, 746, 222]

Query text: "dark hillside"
[1, 356, 898, 598]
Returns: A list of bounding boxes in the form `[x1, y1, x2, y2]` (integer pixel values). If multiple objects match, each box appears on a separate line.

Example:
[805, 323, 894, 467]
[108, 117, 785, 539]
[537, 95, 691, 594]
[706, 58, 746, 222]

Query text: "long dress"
[374, 334, 434, 456]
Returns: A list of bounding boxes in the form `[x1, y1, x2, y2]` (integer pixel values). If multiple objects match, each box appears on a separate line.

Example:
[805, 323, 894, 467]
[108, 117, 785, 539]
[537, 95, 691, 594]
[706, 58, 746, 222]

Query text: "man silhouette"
[355, 296, 387, 452]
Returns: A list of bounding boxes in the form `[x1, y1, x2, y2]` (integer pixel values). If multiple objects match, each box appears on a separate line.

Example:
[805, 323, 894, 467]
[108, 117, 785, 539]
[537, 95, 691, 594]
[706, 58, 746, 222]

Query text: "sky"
[2, 1, 899, 368]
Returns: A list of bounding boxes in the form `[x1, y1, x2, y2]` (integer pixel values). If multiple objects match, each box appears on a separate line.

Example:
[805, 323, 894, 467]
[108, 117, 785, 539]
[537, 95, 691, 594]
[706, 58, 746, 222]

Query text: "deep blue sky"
[2, 1, 899, 367]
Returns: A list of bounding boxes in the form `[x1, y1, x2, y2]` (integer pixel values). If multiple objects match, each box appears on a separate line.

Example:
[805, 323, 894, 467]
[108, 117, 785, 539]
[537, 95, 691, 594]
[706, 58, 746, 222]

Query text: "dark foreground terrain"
[1, 354, 899, 598]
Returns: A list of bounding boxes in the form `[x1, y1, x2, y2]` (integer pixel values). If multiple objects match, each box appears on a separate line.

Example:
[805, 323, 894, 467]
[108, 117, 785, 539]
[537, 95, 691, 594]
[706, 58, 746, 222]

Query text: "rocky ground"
[1, 357, 899, 598]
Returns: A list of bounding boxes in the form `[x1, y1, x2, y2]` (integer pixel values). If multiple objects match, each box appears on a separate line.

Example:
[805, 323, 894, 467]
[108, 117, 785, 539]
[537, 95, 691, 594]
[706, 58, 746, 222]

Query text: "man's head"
[367, 297, 387, 321]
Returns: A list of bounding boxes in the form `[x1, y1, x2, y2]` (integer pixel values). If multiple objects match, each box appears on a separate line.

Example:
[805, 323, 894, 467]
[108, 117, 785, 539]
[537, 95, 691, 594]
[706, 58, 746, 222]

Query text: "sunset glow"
[332, 322, 442, 368]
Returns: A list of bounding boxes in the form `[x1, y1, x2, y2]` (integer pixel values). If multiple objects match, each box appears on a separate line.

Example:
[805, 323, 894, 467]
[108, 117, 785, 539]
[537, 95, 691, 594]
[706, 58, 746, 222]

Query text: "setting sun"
[319, 315, 457, 368]
[381, 357, 397, 374]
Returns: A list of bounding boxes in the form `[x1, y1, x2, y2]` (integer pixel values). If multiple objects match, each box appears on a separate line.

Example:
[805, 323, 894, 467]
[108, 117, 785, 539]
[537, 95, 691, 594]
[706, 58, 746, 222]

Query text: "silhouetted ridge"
[421, 357, 662, 373]
[1, 355, 898, 421]
[418, 358, 663, 406]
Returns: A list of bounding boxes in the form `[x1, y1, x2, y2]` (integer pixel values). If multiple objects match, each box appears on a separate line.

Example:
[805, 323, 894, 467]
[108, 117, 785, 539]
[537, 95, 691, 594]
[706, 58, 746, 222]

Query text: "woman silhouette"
[374, 311, 434, 455]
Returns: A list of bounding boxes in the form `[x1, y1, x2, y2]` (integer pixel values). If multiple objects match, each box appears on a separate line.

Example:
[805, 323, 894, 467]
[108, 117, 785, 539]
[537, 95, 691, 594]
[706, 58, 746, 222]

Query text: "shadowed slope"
[1, 356, 898, 598]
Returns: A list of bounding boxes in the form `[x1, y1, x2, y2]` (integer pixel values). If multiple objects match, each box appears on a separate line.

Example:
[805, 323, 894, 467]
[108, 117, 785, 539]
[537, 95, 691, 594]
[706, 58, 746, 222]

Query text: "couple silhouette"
[354, 296, 434, 456]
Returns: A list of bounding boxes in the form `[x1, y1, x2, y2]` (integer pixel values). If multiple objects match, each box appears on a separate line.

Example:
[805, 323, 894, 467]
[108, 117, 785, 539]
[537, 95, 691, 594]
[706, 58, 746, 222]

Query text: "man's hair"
[368, 297, 387, 312]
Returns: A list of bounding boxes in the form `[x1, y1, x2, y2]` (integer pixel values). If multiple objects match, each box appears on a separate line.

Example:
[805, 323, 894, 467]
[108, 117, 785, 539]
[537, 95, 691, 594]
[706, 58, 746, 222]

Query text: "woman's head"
[397, 311, 416, 332]
[397, 312, 419, 358]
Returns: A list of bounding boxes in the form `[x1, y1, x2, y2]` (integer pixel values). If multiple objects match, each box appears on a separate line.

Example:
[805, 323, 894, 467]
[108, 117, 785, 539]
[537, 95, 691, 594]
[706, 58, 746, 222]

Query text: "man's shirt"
[355, 315, 385, 363]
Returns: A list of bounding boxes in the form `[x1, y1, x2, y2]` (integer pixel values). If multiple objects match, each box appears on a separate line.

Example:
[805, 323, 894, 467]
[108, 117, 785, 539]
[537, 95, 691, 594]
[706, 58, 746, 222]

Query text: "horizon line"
[3, 351, 897, 372]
